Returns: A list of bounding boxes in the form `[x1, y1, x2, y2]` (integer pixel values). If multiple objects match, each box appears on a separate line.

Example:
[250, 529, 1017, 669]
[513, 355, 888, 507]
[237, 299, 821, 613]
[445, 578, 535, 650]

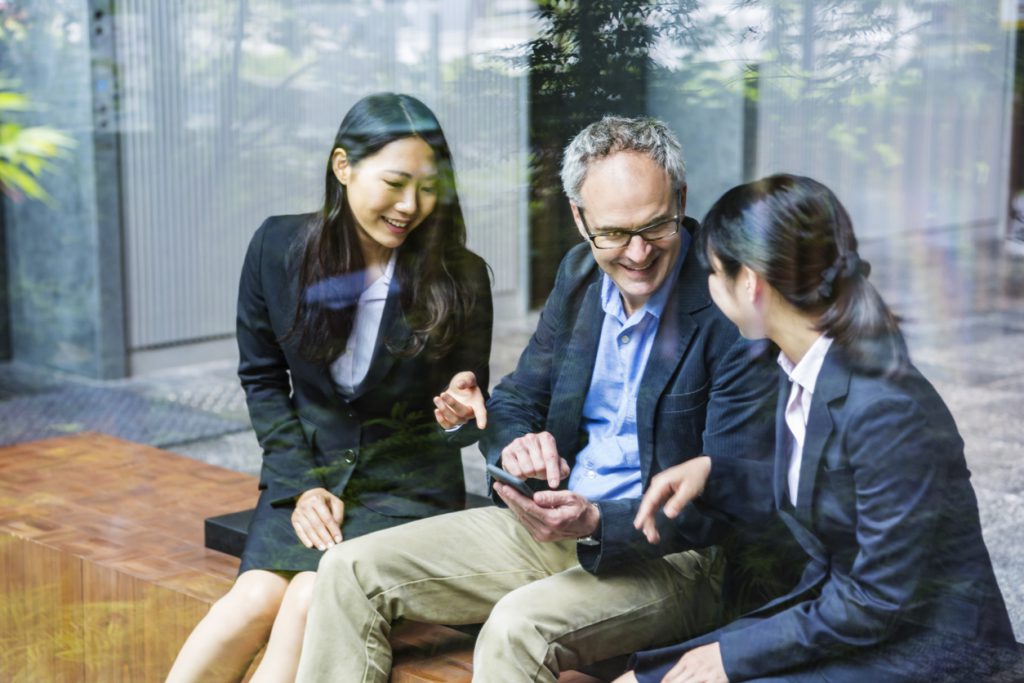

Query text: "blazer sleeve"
[582, 335, 779, 572]
[439, 253, 494, 449]
[478, 254, 579, 505]
[718, 396, 950, 681]
[237, 221, 325, 506]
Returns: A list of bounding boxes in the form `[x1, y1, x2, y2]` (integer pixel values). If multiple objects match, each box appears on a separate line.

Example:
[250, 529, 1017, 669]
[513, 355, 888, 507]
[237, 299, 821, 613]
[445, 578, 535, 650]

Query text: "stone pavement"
[1, 229, 1021, 640]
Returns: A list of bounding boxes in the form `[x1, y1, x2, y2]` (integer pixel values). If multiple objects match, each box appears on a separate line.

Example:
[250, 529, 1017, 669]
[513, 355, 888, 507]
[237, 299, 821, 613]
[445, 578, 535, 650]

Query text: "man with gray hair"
[296, 116, 780, 682]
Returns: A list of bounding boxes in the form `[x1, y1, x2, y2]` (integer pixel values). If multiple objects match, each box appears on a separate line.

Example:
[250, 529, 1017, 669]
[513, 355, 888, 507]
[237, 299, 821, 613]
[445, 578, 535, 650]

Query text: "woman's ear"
[741, 265, 762, 303]
[331, 148, 350, 185]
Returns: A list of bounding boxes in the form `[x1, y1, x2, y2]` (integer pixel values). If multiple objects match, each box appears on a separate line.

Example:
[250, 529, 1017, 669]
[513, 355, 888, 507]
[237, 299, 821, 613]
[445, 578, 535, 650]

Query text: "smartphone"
[486, 464, 535, 499]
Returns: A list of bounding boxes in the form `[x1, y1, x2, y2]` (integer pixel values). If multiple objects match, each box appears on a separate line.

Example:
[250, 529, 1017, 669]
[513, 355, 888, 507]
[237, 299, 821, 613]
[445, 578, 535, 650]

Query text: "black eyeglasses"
[578, 192, 683, 250]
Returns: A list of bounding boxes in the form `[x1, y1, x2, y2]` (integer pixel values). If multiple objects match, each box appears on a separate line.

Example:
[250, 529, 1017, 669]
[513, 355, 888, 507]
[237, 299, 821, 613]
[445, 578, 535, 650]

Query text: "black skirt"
[238, 488, 434, 574]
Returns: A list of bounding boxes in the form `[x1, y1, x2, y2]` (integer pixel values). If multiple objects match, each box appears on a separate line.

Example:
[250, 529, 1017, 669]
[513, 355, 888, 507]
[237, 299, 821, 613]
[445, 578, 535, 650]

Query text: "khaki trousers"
[296, 506, 721, 683]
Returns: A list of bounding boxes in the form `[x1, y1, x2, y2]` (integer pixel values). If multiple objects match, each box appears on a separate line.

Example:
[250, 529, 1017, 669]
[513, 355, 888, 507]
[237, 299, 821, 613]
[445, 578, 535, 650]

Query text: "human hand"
[500, 431, 570, 489]
[494, 484, 599, 543]
[292, 487, 344, 550]
[661, 642, 728, 683]
[434, 371, 487, 429]
[633, 456, 711, 544]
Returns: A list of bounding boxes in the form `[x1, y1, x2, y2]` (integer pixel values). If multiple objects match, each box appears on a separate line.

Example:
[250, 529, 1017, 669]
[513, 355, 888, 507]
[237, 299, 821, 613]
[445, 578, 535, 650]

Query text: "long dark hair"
[698, 174, 908, 376]
[287, 92, 476, 361]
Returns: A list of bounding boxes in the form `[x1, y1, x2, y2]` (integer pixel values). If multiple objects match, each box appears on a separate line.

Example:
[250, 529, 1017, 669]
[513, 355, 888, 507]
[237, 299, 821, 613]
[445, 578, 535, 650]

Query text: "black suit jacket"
[237, 213, 492, 519]
[480, 221, 783, 579]
[658, 344, 1016, 681]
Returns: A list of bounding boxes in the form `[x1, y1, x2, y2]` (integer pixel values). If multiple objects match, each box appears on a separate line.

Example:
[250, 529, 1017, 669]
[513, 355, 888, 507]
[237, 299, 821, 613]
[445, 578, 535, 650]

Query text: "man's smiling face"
[571, 150, 686, 317]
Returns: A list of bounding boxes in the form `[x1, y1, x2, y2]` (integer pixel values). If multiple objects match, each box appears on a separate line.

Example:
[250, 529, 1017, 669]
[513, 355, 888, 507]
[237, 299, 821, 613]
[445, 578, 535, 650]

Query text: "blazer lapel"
[772, 371, 790, 510]
[792, 346, 850, 521]
[636, 244, 707, 487]
[284, 256, 342, 405]
[636, 295, 697, 488]
[547, 281, 603, 458]
[345, 278, 409, 401]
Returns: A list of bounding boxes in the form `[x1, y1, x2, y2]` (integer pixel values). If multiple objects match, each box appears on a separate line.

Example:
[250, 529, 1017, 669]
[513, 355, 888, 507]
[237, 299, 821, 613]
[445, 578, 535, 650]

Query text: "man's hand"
[633, 456, 712, 544]
[434, 370, 487, 429]
[661, 642, 728, 683]
[494, 484, 599, 543]
[500, 431, 570, 489]
[292, 487, 344, 550]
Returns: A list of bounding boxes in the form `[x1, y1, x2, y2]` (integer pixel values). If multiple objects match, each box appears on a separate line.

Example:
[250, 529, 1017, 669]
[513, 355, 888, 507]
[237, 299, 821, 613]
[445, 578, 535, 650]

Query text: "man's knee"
[478, 589, 546, 651]
[316, 533, 401, 600]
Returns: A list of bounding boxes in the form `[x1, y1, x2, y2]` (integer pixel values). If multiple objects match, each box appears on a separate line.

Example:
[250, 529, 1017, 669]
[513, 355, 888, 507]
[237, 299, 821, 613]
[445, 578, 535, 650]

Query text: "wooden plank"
[0, 533, 85, 683]
[0, 434, 606, 682]
[0, 434, 253, 681]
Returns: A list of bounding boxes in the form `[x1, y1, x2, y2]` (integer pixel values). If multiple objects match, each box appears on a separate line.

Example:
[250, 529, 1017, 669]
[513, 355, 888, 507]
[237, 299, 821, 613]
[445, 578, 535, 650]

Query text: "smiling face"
[571, 150, 685, 316]
[332, 136, 439, 259]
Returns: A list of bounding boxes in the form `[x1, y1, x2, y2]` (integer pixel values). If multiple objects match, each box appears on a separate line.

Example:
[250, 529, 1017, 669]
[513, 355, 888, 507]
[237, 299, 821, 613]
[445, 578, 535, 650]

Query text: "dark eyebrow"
[383, 170, 439, 180]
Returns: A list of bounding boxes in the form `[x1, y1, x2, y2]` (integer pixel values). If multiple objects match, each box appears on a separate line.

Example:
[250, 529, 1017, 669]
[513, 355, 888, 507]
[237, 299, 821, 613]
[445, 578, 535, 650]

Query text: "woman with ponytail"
[618, 174, 1014, 682]
[167, 93, 492, 682]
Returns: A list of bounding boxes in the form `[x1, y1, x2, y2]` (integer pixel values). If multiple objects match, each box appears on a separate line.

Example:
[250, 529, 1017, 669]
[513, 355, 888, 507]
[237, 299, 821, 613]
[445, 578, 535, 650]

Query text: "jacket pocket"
[661, 380, 711, 414]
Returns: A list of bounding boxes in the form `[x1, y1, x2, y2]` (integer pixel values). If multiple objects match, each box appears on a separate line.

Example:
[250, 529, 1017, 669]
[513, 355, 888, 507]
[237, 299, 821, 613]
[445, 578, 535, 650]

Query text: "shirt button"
[586, 470, 597, 479]
[343, 448, 357, 465]
[621, 335, 630, 344]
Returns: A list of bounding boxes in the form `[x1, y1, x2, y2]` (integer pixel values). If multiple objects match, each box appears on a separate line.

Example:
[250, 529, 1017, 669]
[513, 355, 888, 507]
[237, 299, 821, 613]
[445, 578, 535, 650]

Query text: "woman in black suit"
[620, 175, 1015, 682]
[167, 93, 492, 682]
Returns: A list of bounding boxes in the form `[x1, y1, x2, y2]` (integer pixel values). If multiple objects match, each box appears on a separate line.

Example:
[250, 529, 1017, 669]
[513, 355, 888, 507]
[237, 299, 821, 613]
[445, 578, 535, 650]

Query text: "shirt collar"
[599, 234, 688, 325]
[777, 334, 834, 394]
[363, 251, 397, 301]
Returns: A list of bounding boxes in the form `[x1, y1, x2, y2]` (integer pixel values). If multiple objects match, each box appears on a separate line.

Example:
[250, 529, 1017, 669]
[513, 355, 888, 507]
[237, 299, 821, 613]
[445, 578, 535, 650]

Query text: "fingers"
[292, 489, 342, 550]
[433, 371, 487, 429]
[633, 474, 675, 536]
[539, 433, 562, 488]
[433, 393, 470, 428]
[663, 484, 695, 519]
[661, 653, 692, 683]
[498, 485, 599, 542]
[495, 483, 553, 541]
[501, 432, 565, 483]
[452, 370, 487, 428]
[467, 390, 487, 429]
[639, 515, 661, 545]
[451, 370, 477, 391]
[501, 437, 544, 479]
[292, 517, 315, 549]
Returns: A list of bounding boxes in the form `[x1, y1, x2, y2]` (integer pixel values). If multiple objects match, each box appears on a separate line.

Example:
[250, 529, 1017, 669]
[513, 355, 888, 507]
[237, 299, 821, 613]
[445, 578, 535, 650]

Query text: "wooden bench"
[0, 433, 603, 682]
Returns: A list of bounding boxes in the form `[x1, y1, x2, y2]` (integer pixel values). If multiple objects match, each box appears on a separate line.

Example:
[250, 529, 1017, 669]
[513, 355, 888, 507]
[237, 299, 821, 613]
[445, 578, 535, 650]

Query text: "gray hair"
[560, 116, 686, 205]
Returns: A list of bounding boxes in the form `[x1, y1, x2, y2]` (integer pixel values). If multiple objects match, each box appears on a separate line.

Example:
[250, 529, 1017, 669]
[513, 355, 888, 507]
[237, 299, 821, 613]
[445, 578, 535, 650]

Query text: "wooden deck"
[0, 433, 602, 682]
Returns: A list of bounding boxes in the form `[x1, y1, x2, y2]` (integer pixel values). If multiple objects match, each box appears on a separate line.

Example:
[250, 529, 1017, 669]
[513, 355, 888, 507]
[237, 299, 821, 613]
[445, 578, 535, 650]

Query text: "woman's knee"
[213, 570, 289, 626]
[279, 571, 317, 620]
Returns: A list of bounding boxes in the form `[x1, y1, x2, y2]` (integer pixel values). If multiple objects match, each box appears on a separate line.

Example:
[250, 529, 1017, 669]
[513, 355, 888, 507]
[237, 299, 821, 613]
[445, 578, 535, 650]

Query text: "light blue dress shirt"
[568, 239, 687, 501]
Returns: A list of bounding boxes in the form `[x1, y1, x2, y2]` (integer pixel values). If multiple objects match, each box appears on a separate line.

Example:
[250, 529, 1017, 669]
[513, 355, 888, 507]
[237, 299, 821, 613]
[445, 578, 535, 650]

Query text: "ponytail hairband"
[817, 252, 871, 300]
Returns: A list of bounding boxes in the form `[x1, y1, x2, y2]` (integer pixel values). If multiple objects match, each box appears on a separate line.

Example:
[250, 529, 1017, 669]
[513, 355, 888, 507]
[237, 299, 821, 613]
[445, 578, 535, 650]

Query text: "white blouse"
[329, 253, 396, 396]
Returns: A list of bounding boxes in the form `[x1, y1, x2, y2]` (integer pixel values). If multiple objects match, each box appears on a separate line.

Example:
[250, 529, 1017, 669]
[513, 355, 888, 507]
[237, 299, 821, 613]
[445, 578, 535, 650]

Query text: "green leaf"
[0, 159, 48, 201]
[0, 91, 31, 112]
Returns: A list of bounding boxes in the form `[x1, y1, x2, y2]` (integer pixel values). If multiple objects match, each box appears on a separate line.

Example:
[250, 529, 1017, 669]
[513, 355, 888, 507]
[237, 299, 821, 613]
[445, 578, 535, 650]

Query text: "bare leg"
[165, 570, 290, 683]
[249, 571, 317, 683]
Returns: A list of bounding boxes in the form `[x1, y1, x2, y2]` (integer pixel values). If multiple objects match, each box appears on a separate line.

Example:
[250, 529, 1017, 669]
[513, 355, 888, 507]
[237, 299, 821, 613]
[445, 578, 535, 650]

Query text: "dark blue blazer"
[480, 223, 782, 581]
[637, 344, 1015, 682]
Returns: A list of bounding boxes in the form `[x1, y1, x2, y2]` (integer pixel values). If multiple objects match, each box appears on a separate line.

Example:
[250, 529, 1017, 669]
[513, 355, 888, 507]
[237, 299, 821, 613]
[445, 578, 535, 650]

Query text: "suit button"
[343, 448, 357, 465]
[346, 410, 356, 419]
